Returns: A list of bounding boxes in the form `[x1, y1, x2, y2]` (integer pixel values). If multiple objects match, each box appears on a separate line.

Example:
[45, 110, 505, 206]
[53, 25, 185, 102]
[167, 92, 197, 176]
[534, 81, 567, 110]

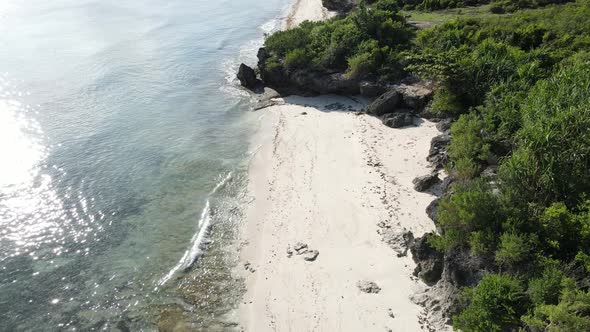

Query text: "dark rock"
[425, 198, 440, 225]
[303, 250, 319, 261]
[365, 90, 400, 116]
[382, 112, 414, 128]
[435, 118, 453, 133]
[360, 81, 386, 98]
[237, 63, 260, 89]
[257, 47, 270, 64]
[427, 134, 451, 169]
[442, 248, 491, 287]
[440, 174, 457, 194]
[322, 0, 354, 11]
[428, 153, 449, 171]
[357, 280, 381, 293]
[413, 173, 441, 192]
[410, 234, 443, 285]
[259, 63, 361, 96]
[428, 134, 451, 157]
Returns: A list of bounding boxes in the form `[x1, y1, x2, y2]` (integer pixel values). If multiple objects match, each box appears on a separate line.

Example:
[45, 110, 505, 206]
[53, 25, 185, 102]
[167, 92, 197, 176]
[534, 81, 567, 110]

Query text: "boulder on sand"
[237, 63, 260, 90]
[365, 90, 400, 116]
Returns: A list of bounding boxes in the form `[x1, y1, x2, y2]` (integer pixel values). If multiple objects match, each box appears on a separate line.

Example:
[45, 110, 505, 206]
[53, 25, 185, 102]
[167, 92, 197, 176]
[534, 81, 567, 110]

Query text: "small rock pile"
[287, 242, 320, 262]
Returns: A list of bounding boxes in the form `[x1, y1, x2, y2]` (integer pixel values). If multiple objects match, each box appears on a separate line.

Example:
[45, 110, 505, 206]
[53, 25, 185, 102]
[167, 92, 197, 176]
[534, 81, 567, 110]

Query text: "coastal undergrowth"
[262, 0, 590, 330]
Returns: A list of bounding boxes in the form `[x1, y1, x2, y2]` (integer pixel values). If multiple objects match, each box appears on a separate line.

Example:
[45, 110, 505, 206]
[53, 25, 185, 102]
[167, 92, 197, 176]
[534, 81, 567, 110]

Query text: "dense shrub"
[264, 0, 414, 79]
[454, 274, 526, 331]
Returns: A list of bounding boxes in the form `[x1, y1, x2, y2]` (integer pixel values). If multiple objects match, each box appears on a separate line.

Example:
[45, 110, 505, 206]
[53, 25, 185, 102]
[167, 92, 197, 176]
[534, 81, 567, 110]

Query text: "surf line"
[158, 171, 233, 286]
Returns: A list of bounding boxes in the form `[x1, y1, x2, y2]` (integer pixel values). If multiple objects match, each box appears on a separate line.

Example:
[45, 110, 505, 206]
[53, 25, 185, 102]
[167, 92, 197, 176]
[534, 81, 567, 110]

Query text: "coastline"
[234, 1, 445, 331]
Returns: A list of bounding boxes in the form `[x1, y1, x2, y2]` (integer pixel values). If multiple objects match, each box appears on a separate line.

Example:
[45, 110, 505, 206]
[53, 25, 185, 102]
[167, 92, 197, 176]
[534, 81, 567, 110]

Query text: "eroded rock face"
[425, 198, 441, 227]
[410, 234, 443, 285]
[379, 228, 415, 257]
[413, 173, 441, 192]
[237, 63, 260, 89]
[360, 81, 386, 98]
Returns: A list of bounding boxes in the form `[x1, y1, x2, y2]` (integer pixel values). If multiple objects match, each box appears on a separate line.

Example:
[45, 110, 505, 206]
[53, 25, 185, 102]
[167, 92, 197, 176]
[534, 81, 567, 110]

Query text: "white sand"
[237, 95, 441, 332]
[235, 1, 445, 331]
[285, 0, 335, 28]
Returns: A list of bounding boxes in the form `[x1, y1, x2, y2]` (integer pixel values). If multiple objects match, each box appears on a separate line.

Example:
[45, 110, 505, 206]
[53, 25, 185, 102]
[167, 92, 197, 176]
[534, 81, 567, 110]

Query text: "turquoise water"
[0, 0, 288, 330]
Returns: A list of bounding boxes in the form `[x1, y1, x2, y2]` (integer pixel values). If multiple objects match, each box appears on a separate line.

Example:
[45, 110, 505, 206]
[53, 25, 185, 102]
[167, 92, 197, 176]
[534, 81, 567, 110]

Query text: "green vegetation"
[264, 0, 414, 80]
[264, 0, 590, 330]
[408, 0, 590, 330]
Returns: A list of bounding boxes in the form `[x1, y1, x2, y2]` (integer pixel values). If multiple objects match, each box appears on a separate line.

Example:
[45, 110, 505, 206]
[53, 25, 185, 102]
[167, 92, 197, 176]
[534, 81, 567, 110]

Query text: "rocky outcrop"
[365, 84, 434, 117]
[237, 63, 261, 90]
[379, 228, 414, 257]
[435, 118, 453, 134]
[413, 173, 441, 192]
[382, 112, 414, 128]
[410, 234, 444, 285]
[257, 48, 361, 96]
[425, 198, 441, 226]
[359, 81, 386, 97]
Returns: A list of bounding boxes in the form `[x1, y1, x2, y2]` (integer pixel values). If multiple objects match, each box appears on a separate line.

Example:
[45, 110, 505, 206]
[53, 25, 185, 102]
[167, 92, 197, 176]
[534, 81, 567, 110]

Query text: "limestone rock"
[413, 173, 441, 192]
[357, 280, 381, 294]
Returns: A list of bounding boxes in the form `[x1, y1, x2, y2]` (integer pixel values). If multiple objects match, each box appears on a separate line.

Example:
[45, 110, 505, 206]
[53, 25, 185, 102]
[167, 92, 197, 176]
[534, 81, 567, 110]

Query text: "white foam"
[158, 171, 233, 286]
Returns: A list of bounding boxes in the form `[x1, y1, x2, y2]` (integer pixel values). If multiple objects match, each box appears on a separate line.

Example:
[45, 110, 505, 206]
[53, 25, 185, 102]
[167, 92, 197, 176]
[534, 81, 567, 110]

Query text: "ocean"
[0, 0, 288, 329]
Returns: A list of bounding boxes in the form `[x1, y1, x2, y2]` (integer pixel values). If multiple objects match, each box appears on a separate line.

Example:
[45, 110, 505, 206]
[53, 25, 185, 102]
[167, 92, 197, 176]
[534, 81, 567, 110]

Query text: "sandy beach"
[235, 1, 442, 331]
[237, 93, 441, 331]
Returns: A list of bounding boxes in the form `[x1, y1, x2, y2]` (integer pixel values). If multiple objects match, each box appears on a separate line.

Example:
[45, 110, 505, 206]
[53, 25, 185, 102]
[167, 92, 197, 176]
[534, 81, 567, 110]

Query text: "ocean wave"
[158, 171, 233, 286]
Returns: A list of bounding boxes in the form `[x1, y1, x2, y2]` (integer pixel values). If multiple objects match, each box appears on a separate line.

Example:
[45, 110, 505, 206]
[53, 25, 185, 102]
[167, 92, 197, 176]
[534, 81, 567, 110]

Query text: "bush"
[523, 278, 590, 332]
[495, 232, 535, 268]
[434, 179, 502, 251]
[454, 274, 526, 332]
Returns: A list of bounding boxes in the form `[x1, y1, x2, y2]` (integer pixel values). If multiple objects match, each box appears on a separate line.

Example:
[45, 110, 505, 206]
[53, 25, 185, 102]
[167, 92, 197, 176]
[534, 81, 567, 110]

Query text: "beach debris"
[303, 250, 319, 262]
[294, 242, 308, 254]
[243, 262, 256, 273]
[301, 112, 308, 115]
[357, 280, 381, 294]
[286, 245, 294, 258]
[387, 308, 396, 319]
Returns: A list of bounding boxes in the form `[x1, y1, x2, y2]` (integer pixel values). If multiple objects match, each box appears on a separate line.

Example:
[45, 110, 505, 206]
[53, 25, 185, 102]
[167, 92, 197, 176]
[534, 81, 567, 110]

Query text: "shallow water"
[0, 0, 287, 329]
